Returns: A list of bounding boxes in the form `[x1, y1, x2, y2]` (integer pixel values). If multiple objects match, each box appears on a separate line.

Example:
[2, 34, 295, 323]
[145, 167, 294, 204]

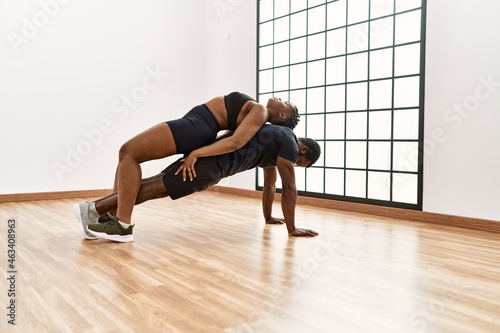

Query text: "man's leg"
[85, 173, 171, 242]
[96, 173, 165, 218]
[82, 156, 222, 242]
[95, 174, 168, 215]
[73, 174, 168, 240]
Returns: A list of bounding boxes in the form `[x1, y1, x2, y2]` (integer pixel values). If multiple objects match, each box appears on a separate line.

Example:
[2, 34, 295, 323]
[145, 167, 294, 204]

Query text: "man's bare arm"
[276, 157, 318, 237]
[262, 167, 284, 224]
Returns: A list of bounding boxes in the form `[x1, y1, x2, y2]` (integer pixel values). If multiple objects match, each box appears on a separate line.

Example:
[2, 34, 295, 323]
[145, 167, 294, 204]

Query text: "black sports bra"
[224, 92, 255, 130]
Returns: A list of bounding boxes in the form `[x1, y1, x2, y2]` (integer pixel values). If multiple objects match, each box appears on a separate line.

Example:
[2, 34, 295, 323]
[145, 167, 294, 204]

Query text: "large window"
[257, 0, 426, 209]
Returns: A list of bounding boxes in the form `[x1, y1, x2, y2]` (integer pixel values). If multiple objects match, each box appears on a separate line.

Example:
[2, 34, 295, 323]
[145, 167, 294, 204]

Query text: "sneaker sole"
[73, 203, 98, 240]
[86, 228, 133, 243]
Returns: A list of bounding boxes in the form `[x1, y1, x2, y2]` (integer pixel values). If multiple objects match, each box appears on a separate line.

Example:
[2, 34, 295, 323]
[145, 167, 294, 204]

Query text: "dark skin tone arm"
[264, 157, 319, 237]
[262, 167, 284, 224]
[175, 102, 267, 181]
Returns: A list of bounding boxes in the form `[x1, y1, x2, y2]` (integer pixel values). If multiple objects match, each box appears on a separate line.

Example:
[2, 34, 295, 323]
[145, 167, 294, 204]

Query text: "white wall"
[1, 0, 209, 194]
[2, 1, 499, 222]
[203, 0, 258, 190]
[423, 0, 500, 221]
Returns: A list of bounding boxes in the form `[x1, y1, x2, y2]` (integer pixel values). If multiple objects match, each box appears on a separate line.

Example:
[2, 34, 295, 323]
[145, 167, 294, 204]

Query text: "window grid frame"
[256, 0, 427, 210]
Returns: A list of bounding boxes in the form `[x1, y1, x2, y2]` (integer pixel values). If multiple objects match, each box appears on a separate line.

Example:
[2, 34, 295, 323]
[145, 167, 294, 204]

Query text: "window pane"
[325, 169, 344, 195]
[290, 64, 306, 89]
[347, 52, 368, 82]
[326, 85, 346, 112]
[346, 170, 366, 198]
[368, 172, 391, 200]
[308, 5, 326, 34]
[273, 66, 289, 91]
[291, 0, 308, 13]
[326, 113, 345, 140]
[275, 0, 289, 17]
[327, 0, 346, 29]
[394, 109, 419, 140]
[307, 114, 325, 140]
[290, 37, 307, 64]
[346, 112, 367, 140]
[326, 57, 346, 85]
[308, 33, 326, 61]
[369, 110, 392, 140]
[369, 79, 393, 109]
[369, 142, 392, 170]
[295, 119, 306, 139]
[393, 173, 418, 204]
[291, 92, 306, 138]
[346, 82, 367, 111]
[274, 41, 289, 67]
[325, 141, 345, 168]
[295, 166, 305, 191]
[290, 89, 306, 114]
[257, 167, 264, 187]
[393, 142, 419, 172]
[274, 16, 289, 43]
[260, 21, 274, 45]
[395, 43, 420, 76]
[306, 168, 324, 193]
[395, 0, 422, 13]
[258, 93, 273, 104]
[371, 0, 395, 19]
[273, 91, 289, 101]
[259, 0, 274, 22]
[307, 87, 325, 114]
[327, 28, 346, 57]
[259, 69, 273, 93]
[370, 48, 393, 79]
[312, 140, 325, 167]
[259, 45, 273, 70]
[346, 141, 367, 169]
[395, 10, 421, 45]
[290, 11, 307, 38]
[309, 0, 326, 6]
[348, 0, 369, 24]
[394, 77, 420, 108]
[347, 22, 369, 53]
[369, 16, 393, 49]
[308, 60, 326, 87]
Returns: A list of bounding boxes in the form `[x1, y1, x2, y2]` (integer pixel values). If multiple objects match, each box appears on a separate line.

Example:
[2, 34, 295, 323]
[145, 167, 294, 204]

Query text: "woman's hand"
[175, 154, 198, 181]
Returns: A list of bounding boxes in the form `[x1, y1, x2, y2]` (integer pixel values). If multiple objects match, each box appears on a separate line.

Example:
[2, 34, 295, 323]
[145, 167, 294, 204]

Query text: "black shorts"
[161, 157, 223, 200]
[165, 104, 220, 154]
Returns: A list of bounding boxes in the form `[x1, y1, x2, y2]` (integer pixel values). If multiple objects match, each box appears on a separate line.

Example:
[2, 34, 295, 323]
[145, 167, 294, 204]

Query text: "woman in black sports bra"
[92, 92, 300, 228]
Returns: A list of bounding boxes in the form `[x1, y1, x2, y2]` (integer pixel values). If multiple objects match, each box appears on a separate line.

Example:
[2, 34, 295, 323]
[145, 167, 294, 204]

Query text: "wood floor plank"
[0, 191, 499, 332]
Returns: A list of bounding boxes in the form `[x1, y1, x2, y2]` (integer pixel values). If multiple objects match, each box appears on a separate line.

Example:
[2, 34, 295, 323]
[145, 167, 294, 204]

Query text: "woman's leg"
[114, 123, 176, 224]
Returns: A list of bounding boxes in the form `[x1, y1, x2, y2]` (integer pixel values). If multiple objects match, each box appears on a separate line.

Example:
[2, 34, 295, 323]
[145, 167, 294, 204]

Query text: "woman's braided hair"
[280, 104, 300, 129]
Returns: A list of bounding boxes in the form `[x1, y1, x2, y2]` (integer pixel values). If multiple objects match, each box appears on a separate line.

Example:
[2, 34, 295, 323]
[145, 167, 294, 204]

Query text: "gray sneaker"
[87, 218, 134, 243]
[73, 202, 99, 240]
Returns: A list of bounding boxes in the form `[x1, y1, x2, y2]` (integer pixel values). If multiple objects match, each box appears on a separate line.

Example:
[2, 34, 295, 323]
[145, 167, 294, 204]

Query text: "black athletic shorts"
[165, 104, 220, 154]
[161, 157, 223, 200]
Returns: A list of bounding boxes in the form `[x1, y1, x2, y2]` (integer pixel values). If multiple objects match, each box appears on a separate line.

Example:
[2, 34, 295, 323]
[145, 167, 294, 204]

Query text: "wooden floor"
[1, 191, 500, 333]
